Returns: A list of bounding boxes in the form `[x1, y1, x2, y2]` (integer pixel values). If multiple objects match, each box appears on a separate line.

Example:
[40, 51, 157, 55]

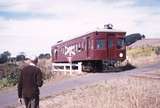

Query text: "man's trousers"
[23, 96, 39, 108]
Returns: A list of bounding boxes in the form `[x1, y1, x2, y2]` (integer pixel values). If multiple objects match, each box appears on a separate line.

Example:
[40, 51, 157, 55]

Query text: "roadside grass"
[29, 71, 158, 108]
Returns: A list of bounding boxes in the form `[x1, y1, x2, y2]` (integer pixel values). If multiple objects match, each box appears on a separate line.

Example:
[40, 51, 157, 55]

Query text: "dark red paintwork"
[51, 30, 126, 63]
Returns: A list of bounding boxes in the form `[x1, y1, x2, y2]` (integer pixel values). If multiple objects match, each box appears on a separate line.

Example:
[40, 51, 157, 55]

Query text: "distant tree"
[3, 51, 11, 58]
[38, 53, 50, 59]
[38, 54, 45, 59]
[19, 52, 25, 56]
[10, 57, 16, 63]
[16, 54, 25, 61]
[0, 51, 12, 64]
[45, 53, 51, 59]
[0, 53, 8, 64]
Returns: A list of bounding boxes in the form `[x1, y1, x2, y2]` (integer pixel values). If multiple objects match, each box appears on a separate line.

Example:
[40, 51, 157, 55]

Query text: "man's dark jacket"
[18, 65, 43, 98]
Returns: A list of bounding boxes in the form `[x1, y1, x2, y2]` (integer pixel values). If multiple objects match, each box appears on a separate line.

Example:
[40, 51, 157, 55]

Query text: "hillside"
[129, 38, 160, 48]
[126, 38, 160, 67]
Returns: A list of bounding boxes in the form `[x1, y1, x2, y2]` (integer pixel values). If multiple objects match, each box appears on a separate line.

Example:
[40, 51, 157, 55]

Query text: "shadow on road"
[120, 63, 136, 71]
[90, 63, 137, 73]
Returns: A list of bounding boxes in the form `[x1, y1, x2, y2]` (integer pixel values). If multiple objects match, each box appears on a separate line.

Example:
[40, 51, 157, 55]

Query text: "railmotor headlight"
[119, 52, 123, 58]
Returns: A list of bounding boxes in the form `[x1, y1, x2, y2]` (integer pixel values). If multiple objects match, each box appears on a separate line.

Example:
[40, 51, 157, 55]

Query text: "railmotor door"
[86, 37, 93, 59]
[107, 34, 116, 61]
[86, 37, 90, 58]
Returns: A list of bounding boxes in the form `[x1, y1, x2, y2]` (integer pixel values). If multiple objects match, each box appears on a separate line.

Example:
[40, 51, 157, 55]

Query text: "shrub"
[38, 58, 53, 80]
[155, 46, 160, 55]
[0, 78, 8, 88]
[127, 46, 157, 58]
[0, 63, 20, 89]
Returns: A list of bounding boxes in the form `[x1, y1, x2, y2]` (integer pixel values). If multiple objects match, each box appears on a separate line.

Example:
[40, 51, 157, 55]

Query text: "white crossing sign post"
[67, 56, 72, 63]
[67, 56, 72, 75]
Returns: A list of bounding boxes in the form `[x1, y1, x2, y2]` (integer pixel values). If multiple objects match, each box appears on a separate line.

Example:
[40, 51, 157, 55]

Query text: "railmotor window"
[117, 38, 125, 49]
[108, 40, 113, 48]
[96, 39, 105, 49]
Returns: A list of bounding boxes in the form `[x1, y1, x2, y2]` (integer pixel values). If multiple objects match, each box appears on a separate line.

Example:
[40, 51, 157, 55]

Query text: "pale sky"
[0, 0, 160, 57]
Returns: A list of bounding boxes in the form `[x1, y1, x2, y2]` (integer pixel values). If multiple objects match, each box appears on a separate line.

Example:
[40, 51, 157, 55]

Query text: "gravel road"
[0, 61, 160, 108]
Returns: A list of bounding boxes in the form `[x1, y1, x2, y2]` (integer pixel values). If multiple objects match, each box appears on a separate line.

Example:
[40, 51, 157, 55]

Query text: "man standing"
[18, 58, 43, 108]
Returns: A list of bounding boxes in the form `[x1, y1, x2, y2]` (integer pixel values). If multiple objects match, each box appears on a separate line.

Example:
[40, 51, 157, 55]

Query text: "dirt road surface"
[0, 61, 160, 108]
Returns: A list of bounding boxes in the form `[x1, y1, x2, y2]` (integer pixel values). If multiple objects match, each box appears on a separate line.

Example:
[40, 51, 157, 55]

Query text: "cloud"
[0, 11, 56, 20]
[0, 0, 160, 56]
[134, 0, 160, 7]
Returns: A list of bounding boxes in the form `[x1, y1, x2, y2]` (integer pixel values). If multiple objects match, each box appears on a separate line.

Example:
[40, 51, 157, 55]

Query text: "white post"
[67, 56, 72, 76]
[78, 62, 82, 74]
[64, 65, 66, 75]
[70, 62, 72, 75]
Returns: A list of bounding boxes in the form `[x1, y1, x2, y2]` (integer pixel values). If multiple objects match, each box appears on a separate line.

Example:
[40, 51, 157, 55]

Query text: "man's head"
[31, 57, 38, 65]
[24, 58, 31, 64]
[24, 57, 38, 65]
